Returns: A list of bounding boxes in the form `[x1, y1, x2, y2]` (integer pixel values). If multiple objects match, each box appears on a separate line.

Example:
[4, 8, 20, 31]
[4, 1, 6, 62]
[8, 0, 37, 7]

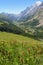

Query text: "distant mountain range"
[0, 1, 43, 22]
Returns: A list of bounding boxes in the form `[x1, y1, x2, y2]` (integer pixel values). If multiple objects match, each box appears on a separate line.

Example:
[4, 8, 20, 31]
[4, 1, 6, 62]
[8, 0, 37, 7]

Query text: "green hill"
[0, 32, 43, 65]
[0, 20, 26, 36]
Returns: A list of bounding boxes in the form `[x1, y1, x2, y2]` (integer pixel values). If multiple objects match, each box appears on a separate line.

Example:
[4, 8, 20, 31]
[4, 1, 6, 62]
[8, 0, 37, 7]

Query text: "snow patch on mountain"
[35, 1, 42, 6]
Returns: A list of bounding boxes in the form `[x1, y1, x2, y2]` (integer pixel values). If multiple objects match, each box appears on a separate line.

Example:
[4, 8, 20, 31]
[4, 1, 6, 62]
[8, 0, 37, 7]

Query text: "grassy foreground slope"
[0, 32, 43, 65]
[0, 32, 42, 43]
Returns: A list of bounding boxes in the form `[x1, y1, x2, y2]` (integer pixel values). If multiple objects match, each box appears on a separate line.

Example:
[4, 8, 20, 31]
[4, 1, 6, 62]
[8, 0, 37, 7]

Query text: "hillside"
[0, 32, 41, 43]
[0, 32, 43, 65]
[18, 4, 43, 40]
[0, 20, 25, 36]
[21, 6, 43, 27]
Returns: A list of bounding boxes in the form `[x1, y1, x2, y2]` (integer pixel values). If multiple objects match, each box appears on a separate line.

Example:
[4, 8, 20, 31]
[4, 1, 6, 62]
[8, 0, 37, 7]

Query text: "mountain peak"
[35, 1, 42, 6]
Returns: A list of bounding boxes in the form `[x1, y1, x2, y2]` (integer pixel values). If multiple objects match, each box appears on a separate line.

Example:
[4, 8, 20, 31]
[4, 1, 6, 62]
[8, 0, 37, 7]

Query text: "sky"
[0, 0, 43, 14]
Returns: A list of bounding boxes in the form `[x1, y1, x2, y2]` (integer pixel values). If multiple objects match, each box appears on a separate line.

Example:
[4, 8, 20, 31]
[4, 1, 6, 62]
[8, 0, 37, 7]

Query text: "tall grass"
[0, 40, 43, 65]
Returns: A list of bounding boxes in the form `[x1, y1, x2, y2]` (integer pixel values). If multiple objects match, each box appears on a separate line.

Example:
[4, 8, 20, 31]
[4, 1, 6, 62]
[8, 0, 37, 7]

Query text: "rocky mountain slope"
[19, 1, 43, 28]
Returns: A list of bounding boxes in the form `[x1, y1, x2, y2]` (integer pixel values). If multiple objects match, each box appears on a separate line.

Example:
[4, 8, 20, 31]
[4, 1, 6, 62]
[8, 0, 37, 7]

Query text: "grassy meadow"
[0, 32, 43, 65]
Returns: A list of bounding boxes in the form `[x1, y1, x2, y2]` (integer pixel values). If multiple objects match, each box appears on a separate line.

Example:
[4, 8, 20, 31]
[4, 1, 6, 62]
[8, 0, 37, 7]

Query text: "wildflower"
[28, 48, 30, 53]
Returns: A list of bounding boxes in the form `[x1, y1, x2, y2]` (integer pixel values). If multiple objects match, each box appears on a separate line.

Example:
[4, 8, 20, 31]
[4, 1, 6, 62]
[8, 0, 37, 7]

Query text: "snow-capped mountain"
[34, 1, 42, 6]
[17, 1, 42, 21]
